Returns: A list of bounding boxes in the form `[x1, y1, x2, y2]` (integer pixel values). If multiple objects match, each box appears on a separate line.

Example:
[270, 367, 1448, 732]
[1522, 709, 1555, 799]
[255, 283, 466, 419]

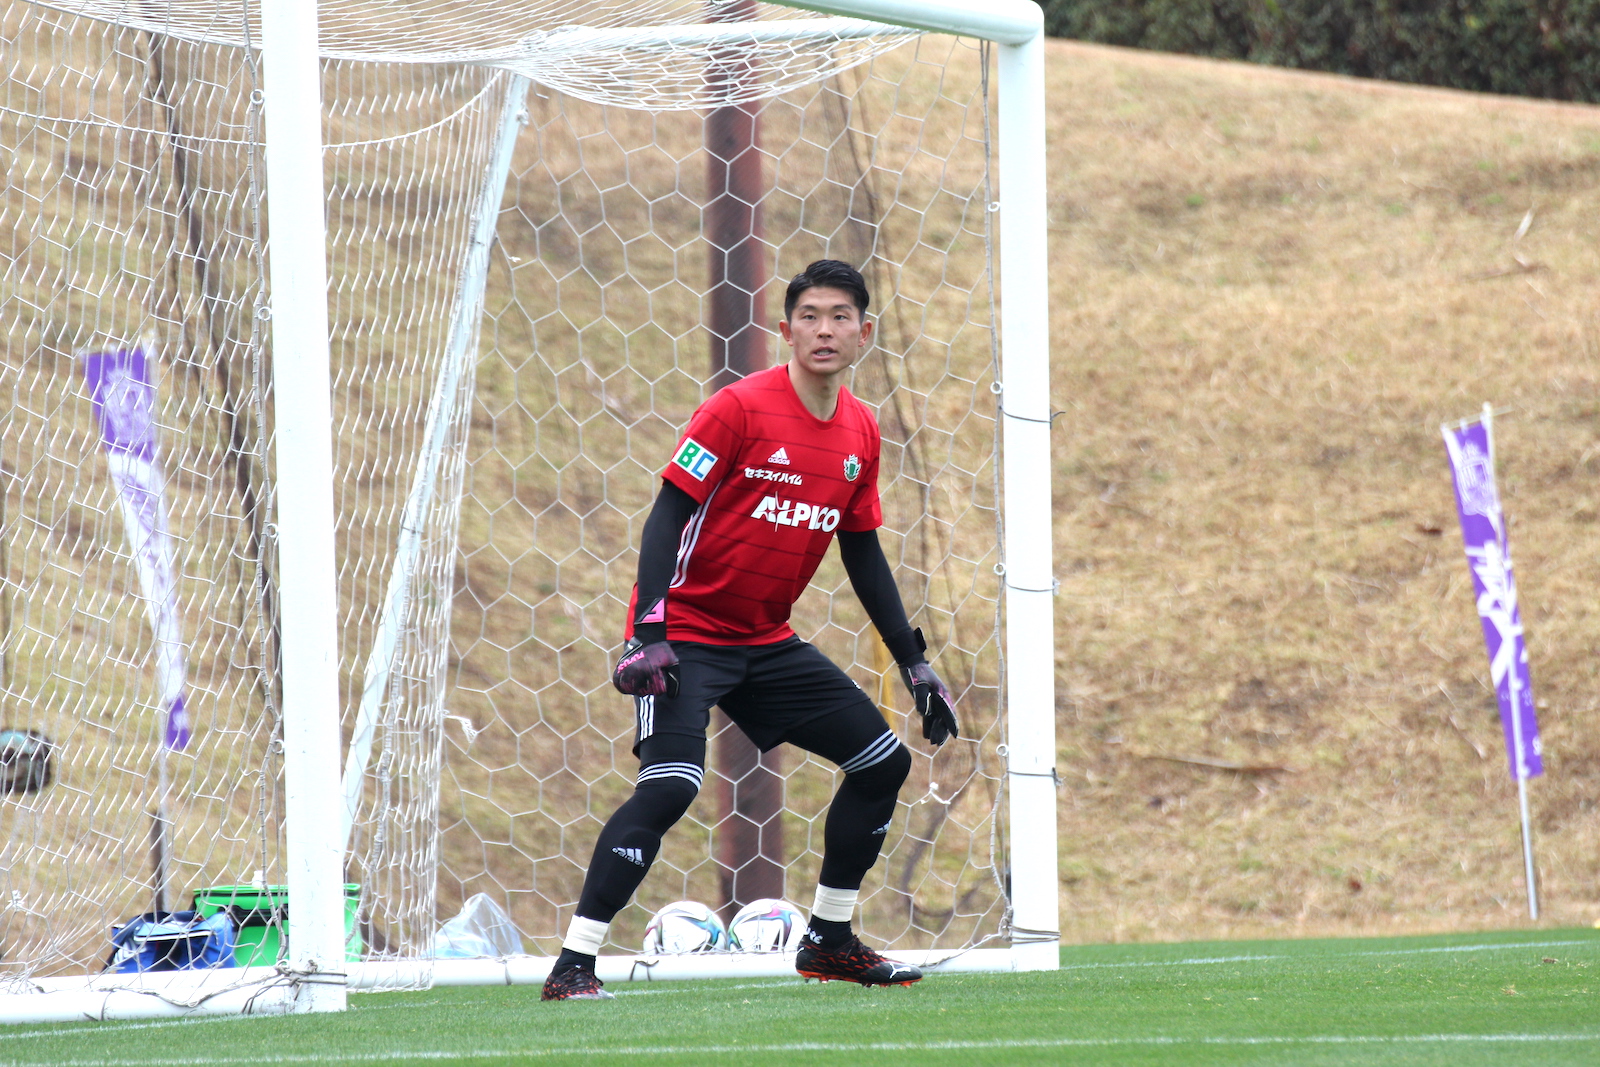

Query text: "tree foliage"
[1040, 0, 1600, 102]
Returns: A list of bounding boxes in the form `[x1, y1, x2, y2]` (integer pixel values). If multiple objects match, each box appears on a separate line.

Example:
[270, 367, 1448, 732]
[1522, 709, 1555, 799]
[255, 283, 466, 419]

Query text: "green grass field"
[4, 928, 1597, 1066]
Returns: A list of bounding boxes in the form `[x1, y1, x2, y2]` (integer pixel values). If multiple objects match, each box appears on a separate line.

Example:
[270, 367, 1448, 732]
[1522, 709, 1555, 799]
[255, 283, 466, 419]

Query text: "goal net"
[0, 0, 1024, 1008]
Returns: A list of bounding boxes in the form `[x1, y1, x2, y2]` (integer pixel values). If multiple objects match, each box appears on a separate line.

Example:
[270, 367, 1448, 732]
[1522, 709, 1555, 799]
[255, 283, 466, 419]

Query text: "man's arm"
[836, 529, 958, 745]
[612, 481, 698, 696]
[836, 529, 916, 662]
[631, 481, 698, 644]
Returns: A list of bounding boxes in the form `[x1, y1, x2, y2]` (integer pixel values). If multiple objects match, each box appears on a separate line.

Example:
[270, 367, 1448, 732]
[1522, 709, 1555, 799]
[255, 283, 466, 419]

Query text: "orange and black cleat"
[796, 935, 922, 987]
[540, 963, 616, 1001]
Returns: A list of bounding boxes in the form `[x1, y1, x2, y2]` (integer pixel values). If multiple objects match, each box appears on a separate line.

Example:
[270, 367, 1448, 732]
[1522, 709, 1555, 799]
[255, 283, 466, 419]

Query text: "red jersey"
[636, 364, 883, 645]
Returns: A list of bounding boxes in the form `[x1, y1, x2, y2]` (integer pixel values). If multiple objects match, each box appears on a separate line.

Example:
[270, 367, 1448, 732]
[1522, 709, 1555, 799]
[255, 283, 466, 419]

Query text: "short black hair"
[783, 259, 870, 321]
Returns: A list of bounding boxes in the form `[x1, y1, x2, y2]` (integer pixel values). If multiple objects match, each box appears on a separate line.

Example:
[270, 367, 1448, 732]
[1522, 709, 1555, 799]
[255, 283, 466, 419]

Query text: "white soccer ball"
[728, 898, 805, 953]
[642, 900, 731, 954]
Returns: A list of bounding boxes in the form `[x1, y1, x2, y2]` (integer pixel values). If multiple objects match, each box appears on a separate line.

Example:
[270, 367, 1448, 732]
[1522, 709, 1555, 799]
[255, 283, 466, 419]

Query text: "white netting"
[34, 0, 920, 109]
[0, 0, 1004, 994]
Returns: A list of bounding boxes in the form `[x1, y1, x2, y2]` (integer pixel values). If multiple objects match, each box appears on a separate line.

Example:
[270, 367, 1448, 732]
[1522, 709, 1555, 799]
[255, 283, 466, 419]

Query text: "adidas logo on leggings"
[612, 846, 645, 867]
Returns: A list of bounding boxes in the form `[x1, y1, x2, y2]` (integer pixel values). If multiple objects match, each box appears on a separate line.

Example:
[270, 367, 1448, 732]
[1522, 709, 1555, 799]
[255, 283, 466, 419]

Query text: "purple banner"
[1442, 415, 1541, 780]
[84, 347, 190, 750]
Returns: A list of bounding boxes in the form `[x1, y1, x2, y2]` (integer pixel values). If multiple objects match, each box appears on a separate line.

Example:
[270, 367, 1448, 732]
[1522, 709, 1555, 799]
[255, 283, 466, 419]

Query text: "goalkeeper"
[541, 259, 958, 1002]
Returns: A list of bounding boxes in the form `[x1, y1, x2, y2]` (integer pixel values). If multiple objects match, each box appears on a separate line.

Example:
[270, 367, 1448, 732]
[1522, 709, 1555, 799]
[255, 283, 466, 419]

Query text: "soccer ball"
[642, 900, 731, 954]
[728, 898, 805, 953]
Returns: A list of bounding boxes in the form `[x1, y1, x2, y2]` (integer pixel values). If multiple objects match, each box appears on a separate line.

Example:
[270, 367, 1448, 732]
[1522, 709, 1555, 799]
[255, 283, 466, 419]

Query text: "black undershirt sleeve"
[836, 528, 922, 666]
[631, 481, 699, 645]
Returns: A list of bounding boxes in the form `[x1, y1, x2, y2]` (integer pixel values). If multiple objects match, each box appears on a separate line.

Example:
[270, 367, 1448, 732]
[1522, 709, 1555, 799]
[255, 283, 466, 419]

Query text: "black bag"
[0, 730, 52, 794]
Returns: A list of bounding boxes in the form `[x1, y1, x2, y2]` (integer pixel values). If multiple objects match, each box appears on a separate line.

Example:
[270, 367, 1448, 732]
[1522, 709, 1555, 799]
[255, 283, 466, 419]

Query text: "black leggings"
[575, 698, 911, 923]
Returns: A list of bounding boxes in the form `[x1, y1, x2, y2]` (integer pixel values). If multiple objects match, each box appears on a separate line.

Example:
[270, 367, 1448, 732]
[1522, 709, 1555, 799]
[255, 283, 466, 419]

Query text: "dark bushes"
[1040, 0, 1600, 102]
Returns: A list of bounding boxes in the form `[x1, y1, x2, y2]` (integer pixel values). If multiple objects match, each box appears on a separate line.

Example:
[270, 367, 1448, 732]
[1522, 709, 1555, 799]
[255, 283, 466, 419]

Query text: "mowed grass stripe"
[2, 928, 1596, 1067]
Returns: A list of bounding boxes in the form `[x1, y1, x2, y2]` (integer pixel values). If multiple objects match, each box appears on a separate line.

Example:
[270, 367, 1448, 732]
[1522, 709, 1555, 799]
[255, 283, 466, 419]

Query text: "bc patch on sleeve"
[672, 437, 719, 481]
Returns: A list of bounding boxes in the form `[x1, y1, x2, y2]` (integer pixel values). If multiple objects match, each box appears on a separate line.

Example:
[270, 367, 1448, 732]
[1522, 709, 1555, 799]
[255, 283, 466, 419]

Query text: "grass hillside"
[1044, 40, 1600, 942]
[6, 16, 1599, 971]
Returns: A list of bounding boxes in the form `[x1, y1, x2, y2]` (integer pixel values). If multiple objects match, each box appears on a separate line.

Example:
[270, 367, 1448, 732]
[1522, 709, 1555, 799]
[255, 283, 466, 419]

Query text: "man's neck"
[787, 360, 842, 421]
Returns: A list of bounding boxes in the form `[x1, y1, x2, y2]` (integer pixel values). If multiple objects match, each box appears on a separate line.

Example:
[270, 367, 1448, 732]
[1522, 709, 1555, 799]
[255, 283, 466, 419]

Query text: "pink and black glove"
[895, 627, 957, 746]
[612, 637, 679, 698]
[898, 628, 957, 746]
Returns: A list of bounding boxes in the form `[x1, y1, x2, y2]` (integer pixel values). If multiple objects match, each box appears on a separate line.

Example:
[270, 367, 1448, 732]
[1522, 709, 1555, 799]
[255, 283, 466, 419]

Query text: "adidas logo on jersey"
[873, 821, 892, 835]
[750, 495, 841, 532]
[612, 847, 646, 867]
[767, 447, 791, 465]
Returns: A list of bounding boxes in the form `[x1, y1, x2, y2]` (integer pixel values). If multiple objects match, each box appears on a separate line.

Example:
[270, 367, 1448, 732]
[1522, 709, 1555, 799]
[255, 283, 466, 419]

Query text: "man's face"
[779, 285, 873, 378]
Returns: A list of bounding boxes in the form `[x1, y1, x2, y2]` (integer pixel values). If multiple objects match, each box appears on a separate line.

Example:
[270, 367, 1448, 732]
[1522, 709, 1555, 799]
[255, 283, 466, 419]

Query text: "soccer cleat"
[796, 935, 922, 987]
[540, 963, 616, 1001]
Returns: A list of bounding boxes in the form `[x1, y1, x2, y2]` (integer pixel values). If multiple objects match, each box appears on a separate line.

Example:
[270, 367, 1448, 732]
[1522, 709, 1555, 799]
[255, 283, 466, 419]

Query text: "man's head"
[778, 260, 874, 390]
[784, 260, 870, 322]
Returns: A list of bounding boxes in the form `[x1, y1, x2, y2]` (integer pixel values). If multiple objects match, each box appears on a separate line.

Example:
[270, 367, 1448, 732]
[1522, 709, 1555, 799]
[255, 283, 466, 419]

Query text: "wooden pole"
[705, 0, 784, 915]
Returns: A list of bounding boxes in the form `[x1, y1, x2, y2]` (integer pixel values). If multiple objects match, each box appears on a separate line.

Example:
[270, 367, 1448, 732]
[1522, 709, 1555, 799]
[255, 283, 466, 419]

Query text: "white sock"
[562, 915, 609, 957]
[810, 884, 859, 923]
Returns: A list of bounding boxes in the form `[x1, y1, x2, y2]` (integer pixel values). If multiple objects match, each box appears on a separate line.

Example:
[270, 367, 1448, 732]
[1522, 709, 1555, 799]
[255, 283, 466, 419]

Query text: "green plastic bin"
[193, 884, 362, 968]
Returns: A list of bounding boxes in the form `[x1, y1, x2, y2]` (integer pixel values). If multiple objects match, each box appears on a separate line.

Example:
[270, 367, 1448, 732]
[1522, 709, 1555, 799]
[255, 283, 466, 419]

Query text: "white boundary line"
[7, 1032, 1600, 1065]
[1057, 938, 1597, 970]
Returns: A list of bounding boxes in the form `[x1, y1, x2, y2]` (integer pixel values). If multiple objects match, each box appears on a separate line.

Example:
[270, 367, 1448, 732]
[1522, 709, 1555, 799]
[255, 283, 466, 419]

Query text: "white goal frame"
[0, 0, 1054, 1022]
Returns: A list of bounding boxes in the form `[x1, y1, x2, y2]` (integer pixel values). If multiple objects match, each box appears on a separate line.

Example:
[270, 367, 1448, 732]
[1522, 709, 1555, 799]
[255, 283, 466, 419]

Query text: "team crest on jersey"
[843, 454, 861, 482]
[672, 437, 718, 481]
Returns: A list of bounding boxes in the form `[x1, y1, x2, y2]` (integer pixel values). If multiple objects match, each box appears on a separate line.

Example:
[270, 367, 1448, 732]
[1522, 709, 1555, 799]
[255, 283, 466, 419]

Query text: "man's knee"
[843, 737, 910, 799]
[630, 762, 702, 832]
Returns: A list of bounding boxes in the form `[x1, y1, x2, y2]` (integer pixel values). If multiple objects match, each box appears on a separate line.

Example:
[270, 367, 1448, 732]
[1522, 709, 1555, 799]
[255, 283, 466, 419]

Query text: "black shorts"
[633, 636, 882, 756]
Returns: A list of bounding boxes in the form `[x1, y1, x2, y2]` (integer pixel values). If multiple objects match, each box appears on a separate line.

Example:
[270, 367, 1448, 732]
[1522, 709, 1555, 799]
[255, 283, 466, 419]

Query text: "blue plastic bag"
[106, 910, 238, 973]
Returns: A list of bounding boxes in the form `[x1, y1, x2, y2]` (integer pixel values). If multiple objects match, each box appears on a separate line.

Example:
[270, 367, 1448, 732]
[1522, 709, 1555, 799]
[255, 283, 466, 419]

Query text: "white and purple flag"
[83, 347, 190, 750]
[1441, 413, 1540, 781]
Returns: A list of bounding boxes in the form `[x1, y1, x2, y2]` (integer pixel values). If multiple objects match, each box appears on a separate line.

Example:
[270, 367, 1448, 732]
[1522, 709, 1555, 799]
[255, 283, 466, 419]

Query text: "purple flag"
[83, 347, 190, 750]
[1442, 413, 1541, 780]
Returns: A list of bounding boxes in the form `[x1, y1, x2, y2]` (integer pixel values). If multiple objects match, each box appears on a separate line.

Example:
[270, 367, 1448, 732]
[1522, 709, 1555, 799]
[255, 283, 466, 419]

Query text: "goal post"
[261, 0, 350, 1014]
[0, 0, 1054, 1024]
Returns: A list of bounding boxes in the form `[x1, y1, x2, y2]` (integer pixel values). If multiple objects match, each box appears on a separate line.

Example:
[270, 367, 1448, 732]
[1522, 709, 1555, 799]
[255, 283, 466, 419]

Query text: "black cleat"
[540, 963, 616, 1001]
[796, 936, 922, 987]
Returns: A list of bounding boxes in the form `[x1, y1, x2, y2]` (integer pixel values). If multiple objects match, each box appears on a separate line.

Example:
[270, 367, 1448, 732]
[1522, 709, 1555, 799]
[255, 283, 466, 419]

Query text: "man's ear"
[778, 319, 794, 345]
[858, 319, 874, 346]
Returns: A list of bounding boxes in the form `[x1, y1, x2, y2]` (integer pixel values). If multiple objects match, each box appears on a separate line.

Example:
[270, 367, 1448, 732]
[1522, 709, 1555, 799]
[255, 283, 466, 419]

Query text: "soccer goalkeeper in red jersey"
[541, 260, 958, 1001]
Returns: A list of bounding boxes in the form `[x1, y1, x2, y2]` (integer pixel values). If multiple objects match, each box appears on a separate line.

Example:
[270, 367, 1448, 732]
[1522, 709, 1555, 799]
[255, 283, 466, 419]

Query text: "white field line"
[1344, 938, 1595, 959]
[6, 1032, 1600, 1065]
[0, 1016, 248, 1043]
[1056, 938, 1597, 971]
[613, 979, 799, 996]
[0, 998, 468, 1042]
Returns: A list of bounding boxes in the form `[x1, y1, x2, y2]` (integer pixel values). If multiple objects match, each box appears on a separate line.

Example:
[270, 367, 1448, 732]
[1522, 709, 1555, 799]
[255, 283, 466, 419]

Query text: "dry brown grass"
[1044, 40, 1600, 942]
[9, 17, 1599, 970]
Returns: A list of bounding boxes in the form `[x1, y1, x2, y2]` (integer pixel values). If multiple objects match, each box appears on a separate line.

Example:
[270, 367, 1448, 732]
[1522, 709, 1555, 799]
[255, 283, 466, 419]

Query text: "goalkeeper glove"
[898, 628, 957, 746]
[612, 637, 679, 698]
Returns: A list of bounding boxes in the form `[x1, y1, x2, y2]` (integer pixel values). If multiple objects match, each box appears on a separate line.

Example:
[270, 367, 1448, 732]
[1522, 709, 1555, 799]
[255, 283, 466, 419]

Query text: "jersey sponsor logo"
[843, 454, 861, 482]
[672, 437, 718, 481]
[767, 446, 791, 465]
[750, 494, 841, 532]
[744, 466, 803, 486]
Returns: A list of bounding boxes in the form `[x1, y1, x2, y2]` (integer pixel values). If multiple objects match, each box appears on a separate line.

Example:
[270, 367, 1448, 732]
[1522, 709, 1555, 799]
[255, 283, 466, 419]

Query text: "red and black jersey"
[633, 364, 882, 645]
